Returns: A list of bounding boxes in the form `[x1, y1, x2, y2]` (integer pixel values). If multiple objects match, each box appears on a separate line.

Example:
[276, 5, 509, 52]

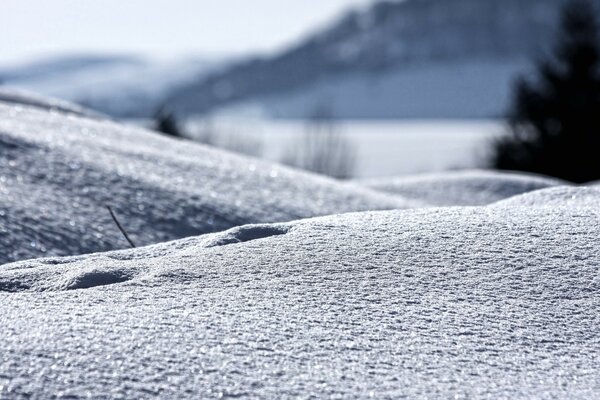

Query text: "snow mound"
[0, 87, 102, 119]
[491, 186, 600, 208]
[361, 169, 565, 206]
[1, 187, 599, 398]
[205, 223, 291, 247]
[0, 100, 412, 264]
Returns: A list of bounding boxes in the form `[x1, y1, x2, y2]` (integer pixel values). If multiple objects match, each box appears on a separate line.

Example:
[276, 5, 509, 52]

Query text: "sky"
[0, 0, 373, 66]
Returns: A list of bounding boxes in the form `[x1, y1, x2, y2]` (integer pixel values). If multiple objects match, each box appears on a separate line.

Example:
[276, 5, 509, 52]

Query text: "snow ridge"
[0, 101, 412, 264]
[362, 169, 566, 206]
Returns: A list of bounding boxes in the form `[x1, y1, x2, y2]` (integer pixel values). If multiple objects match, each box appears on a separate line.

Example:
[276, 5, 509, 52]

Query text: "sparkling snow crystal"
[0, 96, 599, 399]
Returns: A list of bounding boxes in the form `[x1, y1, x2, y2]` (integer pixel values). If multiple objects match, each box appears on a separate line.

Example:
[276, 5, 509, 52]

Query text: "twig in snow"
[106, 206, 136, 248]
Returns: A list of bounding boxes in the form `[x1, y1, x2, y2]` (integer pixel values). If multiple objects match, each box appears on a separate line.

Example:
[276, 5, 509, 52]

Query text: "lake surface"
[188, 118, 505, 179]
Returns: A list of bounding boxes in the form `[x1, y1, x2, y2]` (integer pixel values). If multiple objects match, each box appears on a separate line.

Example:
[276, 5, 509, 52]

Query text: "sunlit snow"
[0, 95, 599, 399]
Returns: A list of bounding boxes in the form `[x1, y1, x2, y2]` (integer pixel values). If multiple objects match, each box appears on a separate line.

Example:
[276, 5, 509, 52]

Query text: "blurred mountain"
[0, 55, 223, 118]
[164, 0, 590, 119]
[2, 0, 595, 119]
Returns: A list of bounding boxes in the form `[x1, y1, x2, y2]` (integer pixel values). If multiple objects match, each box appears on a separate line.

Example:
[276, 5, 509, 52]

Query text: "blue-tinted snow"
[1, 188, 600, 398]
[1, 96, 599, 399]
[0, 87, 103, 119]
[0, 100, 412, 263]
[362, 169, 567, 206]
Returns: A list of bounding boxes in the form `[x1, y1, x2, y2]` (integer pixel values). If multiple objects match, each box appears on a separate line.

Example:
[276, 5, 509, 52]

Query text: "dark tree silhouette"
[154, 107, 185, 139]
[491, 0, 600, 183]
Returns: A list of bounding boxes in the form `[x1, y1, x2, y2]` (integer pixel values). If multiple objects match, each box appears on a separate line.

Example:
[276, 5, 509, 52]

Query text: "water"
[188, 118, 504, 179]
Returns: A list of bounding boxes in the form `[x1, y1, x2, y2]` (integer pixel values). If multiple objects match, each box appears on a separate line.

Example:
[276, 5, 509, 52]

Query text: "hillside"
[2, 0, 589, 119]
[0, 55, 221, 117]
[164, 0, 578, 119]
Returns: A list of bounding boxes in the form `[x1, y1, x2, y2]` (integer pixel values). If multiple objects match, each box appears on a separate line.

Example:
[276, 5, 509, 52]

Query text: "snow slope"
[0, 87, 103, 119]
[1, 187, 599, 398]
[361, 169, 566, 206]
[0, 100, 412, 264]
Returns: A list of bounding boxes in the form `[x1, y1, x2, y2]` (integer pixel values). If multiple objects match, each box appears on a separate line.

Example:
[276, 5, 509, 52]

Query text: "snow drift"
[362, 169, 566, 206]
[0, 87, 103, 119]
[1, 93, 599, 398]
[1, 187, 599, 398]
[0, 98, 411, 264]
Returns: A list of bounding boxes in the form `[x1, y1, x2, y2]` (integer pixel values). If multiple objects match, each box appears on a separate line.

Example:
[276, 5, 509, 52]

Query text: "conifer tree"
[491, 0, 600, 183]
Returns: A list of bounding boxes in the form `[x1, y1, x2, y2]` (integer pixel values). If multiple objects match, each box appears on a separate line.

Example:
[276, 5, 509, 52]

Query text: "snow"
[0, 87, 103, 119]
[491, 186, 600, 208]
[1, 97, 599, 398]
[361, 169, 566, 206]
[1, 188, 600, 398]
[0, 100, 411, 264]
[0, 56, 222, 117]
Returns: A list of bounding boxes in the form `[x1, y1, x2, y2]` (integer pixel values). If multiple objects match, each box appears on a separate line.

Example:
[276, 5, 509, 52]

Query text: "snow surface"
[1, 187, 600, 398]
[1, 97, 599, 398]
[0, 100, 412, 264]
[0, 87, 103, 119]
[361, 169, 566, 206]
[491, 185, 600, 208]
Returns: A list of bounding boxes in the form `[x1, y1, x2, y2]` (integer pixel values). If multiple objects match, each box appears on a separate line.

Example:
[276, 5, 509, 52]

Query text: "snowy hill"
[164, 0, 583, 119]
[0, 96, 413, 264]
[0, 55, 221, 117]
[1, 186, 599, 397]
[0, 93, 599, 398]
[362, 169, 567, 206]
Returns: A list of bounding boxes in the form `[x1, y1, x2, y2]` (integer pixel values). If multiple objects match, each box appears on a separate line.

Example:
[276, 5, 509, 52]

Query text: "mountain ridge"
[164, 0, 577, 118]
